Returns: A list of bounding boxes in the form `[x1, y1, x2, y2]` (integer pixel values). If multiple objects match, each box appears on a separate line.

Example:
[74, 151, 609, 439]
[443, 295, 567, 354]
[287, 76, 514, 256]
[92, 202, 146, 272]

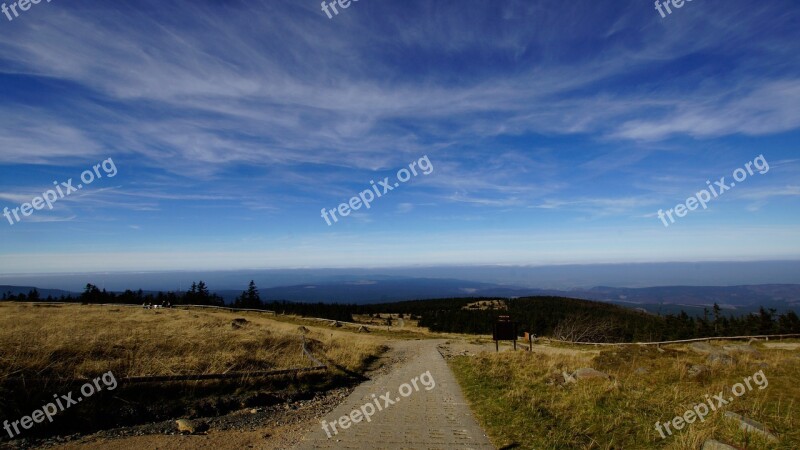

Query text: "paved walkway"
[295, 340, 495, 450]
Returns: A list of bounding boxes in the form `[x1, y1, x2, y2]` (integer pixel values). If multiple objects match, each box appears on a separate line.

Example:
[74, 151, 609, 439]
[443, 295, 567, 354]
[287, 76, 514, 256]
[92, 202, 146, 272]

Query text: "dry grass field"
[0, 303, 383, 381]
[0, 302, 386, 439]
[3, 302, 798, 449]
[451, 340, 800, 449]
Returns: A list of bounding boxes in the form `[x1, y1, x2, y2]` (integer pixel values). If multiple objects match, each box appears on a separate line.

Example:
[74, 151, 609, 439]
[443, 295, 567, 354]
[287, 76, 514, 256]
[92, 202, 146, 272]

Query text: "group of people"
[142, 301, 172, 309]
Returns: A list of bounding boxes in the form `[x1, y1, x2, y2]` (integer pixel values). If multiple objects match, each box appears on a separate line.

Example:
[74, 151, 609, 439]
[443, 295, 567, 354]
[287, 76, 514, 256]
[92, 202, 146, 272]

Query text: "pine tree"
[197, 281, 209, 297]
[235, 281, 261, 308]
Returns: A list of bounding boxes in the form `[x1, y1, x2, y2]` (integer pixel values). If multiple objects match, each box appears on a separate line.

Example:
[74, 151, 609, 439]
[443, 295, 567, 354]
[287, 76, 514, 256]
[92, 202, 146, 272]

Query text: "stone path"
[294, 340, 495, 450]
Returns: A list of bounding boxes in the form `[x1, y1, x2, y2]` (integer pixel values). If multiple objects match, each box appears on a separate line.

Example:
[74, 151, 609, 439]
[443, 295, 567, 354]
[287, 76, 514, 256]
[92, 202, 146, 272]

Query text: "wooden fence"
[543, 333, 800, 347]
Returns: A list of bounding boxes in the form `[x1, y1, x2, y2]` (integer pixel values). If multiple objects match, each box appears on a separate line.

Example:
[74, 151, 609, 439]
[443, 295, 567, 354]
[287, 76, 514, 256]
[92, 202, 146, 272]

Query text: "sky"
[0, 0, 799, 274]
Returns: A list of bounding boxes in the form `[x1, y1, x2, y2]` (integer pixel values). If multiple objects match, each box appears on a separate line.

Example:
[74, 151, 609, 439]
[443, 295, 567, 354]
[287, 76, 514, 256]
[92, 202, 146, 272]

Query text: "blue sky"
[0, 0, 798, 274]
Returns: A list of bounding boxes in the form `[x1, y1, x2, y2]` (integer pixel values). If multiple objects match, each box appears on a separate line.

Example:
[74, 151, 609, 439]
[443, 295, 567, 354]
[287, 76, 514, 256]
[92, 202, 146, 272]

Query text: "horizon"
[3, 260, 800, 293]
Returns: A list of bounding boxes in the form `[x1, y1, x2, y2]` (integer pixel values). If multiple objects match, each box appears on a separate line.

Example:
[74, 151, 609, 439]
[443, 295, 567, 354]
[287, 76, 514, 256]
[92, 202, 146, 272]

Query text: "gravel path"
[294, 339, 494, 450]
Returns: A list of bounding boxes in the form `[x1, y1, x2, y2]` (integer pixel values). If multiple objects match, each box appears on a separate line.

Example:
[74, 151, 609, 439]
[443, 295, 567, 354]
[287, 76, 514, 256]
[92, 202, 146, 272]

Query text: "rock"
[175, 419, 209, 434]
[572, 368, 611, 381]
[707, 353, 734, 365]
[702, 439, 738, 450]
[723, 344, 762, 358]
[688, 364, 709, 379]
[723, 412, 778, 442]
[689, 342, 719, 355]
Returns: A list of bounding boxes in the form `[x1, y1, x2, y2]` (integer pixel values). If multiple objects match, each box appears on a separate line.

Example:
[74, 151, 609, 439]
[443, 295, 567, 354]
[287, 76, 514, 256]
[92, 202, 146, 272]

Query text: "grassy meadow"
[0, 302, 385, 437]
[451, 340, 800, 449]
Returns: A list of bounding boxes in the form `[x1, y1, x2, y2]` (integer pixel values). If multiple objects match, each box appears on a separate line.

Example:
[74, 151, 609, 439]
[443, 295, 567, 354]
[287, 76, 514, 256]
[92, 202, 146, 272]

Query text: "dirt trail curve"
[294, 339, 495, 450]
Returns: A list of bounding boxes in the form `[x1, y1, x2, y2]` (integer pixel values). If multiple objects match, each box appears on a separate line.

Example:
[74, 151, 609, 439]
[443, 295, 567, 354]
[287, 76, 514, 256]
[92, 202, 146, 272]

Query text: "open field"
[0, 303, 386, 443]
[3, 302, 798, 449]
[450, 339, 800, 449]
[0, 303, 384, 380]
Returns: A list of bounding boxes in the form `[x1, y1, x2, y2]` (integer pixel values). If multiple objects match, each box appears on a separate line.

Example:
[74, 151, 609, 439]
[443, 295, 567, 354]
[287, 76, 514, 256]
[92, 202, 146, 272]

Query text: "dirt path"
[294, 339, 494, 450]
[38, 339, 493, 450]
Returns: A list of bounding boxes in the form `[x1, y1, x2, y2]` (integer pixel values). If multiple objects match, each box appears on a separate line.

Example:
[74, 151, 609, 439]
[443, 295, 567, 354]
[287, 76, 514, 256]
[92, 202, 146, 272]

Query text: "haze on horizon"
[1, 0, 799, 275]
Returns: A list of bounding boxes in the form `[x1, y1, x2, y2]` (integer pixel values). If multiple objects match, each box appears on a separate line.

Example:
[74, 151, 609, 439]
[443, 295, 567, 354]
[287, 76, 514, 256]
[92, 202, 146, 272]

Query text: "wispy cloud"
[0, 0, 798, 270]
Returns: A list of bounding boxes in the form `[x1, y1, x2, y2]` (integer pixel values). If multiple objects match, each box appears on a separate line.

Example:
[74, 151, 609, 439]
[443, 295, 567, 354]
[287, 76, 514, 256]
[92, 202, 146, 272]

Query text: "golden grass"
[0, 302, 388, 439]
[451, 340, 800, 449]
[0, 303, 384, 382]
[267, 313, 440, 340]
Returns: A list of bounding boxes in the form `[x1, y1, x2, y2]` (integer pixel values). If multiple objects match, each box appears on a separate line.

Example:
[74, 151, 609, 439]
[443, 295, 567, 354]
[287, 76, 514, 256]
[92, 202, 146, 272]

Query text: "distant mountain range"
[4, 280, 799, 317]
[3, 261, 800, 292]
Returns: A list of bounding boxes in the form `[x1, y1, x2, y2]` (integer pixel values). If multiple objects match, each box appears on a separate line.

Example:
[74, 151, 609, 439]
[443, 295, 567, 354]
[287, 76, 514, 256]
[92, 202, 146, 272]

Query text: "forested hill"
[265, 296, 800, 342]
[367, 296, 662, 341]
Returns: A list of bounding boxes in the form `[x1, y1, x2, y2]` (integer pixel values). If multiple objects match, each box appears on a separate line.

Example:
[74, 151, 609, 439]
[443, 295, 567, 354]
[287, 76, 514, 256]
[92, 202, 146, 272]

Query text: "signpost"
[523, 331, 535, 351]
[493, 315, 518, 352]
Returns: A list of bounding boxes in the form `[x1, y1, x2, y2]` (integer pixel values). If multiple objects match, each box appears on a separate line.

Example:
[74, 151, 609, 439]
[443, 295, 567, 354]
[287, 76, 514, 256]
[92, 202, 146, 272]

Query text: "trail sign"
[493, 315, 518, 351]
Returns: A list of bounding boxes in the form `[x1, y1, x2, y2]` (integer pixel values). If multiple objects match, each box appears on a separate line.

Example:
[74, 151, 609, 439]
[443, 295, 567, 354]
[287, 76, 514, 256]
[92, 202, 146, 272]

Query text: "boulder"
[687, 364, 709, 379]
[723, 344, 762, 358]
[572, 368, 611, 381]
[701, 439, 738, 450]
[723, 412, 778, 442]
[175, 419, 209, 434]
[689, 342, 719, 355]
[707, 353, 734, 365]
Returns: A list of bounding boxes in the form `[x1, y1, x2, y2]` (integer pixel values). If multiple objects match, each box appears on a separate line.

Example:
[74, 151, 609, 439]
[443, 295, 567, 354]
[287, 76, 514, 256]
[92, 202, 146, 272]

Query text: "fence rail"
[120, 335, 327, 384]
[545, 333, 800, 347]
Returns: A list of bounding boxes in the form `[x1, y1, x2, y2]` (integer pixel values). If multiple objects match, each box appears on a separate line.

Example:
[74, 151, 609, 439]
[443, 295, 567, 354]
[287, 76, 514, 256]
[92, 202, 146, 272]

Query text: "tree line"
[1, 281, 228, 307]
